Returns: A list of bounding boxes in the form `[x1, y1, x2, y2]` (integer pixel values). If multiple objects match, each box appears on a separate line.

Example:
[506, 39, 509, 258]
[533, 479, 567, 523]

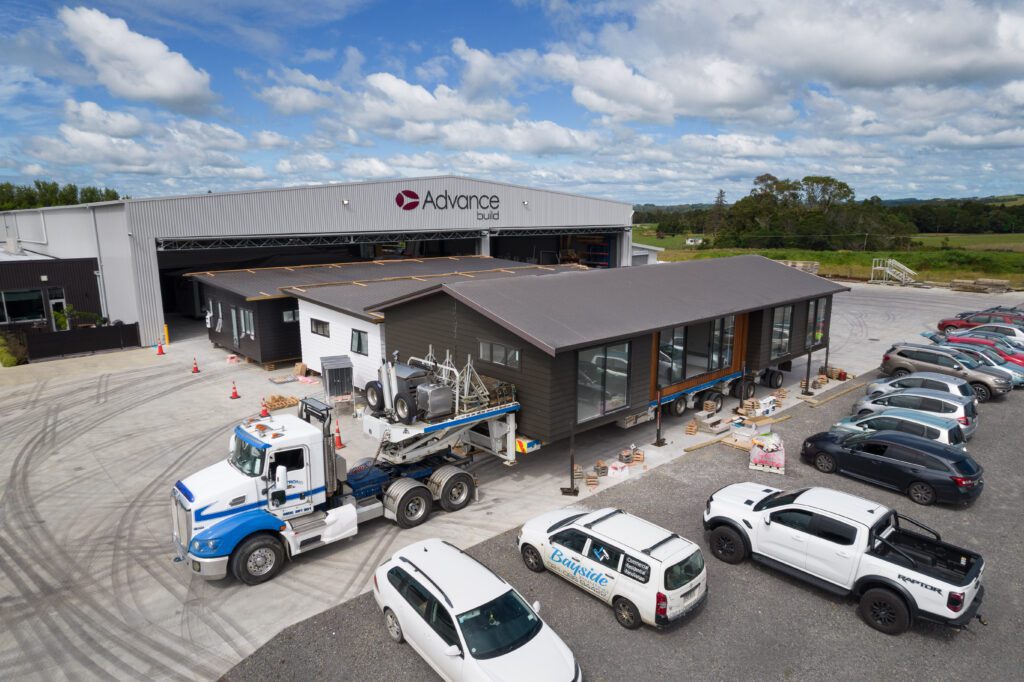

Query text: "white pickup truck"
[702, 483, 985, 635]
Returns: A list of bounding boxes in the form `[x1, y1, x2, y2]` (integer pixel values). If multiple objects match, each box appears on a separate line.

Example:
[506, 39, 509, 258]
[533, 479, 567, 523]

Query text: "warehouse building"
[373, 255, 849, 444]
[0, 177, 634, 347]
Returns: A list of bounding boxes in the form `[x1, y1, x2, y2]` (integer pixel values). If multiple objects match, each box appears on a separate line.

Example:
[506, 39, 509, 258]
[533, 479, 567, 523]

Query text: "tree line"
[0, 180, 121, 211]
[634, 175, 1024, 249]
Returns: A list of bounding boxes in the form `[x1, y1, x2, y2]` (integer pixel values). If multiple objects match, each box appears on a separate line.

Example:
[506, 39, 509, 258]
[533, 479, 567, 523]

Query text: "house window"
[240, 308, 255, 339]
[770, 305, 793, 359]
[710, 316, 735, 371]
[216, 302, 223, 332]
[806, 298, 827, 348]
[1, 289, 45, 323]
[658, 326, 686, 386]
[311, 318, 330, 337]
[282, 309, 298, 323]
[479, 341, 521, 370]
[577, 342, 630, 422]
[351, 329, 369, 355]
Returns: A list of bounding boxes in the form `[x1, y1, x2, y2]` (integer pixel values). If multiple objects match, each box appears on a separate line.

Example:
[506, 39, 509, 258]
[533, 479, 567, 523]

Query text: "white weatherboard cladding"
[298, 300, 384, 389]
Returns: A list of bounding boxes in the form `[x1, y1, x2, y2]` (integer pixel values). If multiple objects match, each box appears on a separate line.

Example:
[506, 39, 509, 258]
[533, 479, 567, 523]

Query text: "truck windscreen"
[230, 437, 265, 477]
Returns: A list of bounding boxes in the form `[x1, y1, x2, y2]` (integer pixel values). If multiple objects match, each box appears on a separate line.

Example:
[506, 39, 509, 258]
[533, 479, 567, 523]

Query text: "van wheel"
[365, 381, 384, 411]
[613, 597, 642, 630]
[670, 397, 687, 417]
[395, 486, 432, 528]
[970, 383, 991, 403]
[908, 481, 937, 506]
[859, 588, 910, 635]
[709, 525, 748, 564]
[383, 608, 404, 643]
[231, 535, 284, 585]
[394, 394, 416, 424]
[521, 544, 545, 573]
[891, 369, 909, 379]
[440, 473, 474, 512]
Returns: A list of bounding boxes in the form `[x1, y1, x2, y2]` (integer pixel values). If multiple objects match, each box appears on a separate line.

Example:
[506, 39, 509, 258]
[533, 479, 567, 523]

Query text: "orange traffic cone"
[260, 398, 269, 418]
[334, 419, 345, 450]
[229, 381, 240, 399]
[156, 341, 165, 356]
[191, 357, 200, 374]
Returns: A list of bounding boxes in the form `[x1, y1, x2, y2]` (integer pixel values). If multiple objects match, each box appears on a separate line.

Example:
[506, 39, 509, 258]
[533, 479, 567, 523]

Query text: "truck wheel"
[395, 486, 432, 528]
[521, 544, 545, 573]
[231, 534, 284, 585]
[907, 481, 937, 506]
[859, 588, 911, 635]
[365, 381, 385, 411]
[439, 473, 474, 512]
[709, 525, 748, 564]
[670, 397, 687, 417]
[970, 383, 991, 403]
[742, 380, 756, 398]
[383, 608, 405, 643]
[394, 394, 416, 424]
[613, 597, 642, 629]
[769, 370, 784, 389]
[730, 380, 743, 398]
[704, 390, 724, 413]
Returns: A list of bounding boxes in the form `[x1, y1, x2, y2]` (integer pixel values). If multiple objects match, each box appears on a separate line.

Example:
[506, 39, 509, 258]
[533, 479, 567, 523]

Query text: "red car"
[944, 333, 1024, 367]
[938, 311, 1024, 334]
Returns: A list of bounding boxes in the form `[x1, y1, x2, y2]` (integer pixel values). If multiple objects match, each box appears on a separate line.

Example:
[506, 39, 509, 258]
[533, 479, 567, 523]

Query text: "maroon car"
[944, 333, 1024, 367]
[937, 311, 1024, 335]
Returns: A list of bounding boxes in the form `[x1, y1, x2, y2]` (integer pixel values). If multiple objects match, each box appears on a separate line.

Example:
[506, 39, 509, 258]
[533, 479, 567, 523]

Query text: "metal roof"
[187, 255, 534, 300]
[286, 263, 586, 321]
[373, 255, 850, 356]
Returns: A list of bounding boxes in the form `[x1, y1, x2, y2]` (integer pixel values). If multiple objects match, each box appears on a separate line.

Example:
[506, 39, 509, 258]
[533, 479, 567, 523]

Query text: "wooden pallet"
[265, 394, 300, 411]
[749, 463, 785, 475]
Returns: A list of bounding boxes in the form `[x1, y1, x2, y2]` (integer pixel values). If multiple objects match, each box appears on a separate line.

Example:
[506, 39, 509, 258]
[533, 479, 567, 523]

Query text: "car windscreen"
[664, 550, 705, 591]
[953, 458, 981, 476]
[546, 513, 587, 533]
[958, 383, 976, 397]
[457, 590, 542, 660]
[753, 488, 808, 511]
[949, 426, 966, 445]
[964, 401, 977, 418]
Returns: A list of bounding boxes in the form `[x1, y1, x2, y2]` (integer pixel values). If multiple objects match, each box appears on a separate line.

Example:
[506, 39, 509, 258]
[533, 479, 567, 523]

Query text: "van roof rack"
[642, 533, 680, 556]
[583, 508, 624, 529]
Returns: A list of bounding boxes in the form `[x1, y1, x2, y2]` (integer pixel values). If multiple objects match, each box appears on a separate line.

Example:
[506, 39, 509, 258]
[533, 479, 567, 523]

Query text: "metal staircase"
[870, 258, 917, 285]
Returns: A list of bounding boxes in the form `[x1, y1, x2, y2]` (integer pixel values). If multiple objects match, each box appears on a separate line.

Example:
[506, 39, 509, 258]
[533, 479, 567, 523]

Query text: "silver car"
[851, 388, 978, 440]
[939, 343, 1024, 389]
[832, 408, 968, 450]
[864, 372, 976, 400]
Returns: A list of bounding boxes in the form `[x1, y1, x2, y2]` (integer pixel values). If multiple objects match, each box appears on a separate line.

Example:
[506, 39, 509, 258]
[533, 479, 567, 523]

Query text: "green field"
[632, 233, 1024, 287]
[913, 233, 1024, 251]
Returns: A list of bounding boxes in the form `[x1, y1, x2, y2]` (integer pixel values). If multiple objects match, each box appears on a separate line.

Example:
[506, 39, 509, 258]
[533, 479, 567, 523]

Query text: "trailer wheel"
[703, 390, 724, 413]
[230, 534, 284, 585]
[440, 473, 475, 513]
[670, 396, 687, 417]
[741, 380, 756, 399]
[769, 369, 784, 389]
[365, 381, 385, 411]
[395, 485, 432, 528]
[394, 394, 416, 424]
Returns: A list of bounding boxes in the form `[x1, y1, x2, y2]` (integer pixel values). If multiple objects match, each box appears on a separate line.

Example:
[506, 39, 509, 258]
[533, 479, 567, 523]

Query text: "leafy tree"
[0, 180, 121, 210]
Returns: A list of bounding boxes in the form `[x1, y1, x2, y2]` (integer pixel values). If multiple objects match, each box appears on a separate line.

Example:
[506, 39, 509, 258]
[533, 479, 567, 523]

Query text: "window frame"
[310, 318, 330, 338]
[576, 341, 631, 423]
[1, 289, 46, 323]
[770, 305, 794, 360]
[806, 297, 827, 349]
[550, 528, 590, 555]
[282, 309, 298, 323]
[351, 329, 369, 356]
[478, 340, 521, 370]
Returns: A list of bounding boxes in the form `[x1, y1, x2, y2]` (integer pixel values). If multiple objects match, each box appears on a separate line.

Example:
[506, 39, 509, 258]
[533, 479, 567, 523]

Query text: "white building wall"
[92, 205, 141, 330]
[298, 300, 384, 389]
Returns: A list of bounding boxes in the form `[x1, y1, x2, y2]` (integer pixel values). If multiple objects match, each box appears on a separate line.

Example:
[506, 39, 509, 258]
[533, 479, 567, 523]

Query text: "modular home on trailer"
[372, 255, 849, 444]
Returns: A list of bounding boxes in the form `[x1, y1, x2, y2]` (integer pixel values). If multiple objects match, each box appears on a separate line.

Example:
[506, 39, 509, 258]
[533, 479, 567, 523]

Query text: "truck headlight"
[206, 539, 218, 551]
[192, 540, 200, 551]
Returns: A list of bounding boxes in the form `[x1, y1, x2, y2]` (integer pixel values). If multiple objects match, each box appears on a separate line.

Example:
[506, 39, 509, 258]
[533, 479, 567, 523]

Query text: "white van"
[517, 507, 707, 629]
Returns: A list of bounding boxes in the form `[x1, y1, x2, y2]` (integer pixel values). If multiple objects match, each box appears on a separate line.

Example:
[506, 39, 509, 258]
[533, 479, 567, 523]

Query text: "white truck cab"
[518, 507, 707, 629]
[703, 483, 985, 635]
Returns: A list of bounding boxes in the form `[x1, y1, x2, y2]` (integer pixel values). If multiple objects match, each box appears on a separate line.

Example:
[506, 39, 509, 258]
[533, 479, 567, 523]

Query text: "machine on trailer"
[170, 350, 541, 585]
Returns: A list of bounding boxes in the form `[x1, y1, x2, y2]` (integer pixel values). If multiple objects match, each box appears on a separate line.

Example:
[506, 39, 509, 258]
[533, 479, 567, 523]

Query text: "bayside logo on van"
[394, 189, 500, 220]
[550, 547, 610, 586]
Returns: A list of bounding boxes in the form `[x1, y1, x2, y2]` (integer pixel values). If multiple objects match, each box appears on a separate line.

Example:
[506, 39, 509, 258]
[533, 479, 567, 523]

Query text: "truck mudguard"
[190, 509, 284, 558]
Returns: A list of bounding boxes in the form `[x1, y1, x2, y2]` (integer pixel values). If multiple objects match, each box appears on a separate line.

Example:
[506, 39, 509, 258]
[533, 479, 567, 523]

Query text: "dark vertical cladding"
[745, 295, 833, 370]
[200, 283, 299, 364]
[0, 257, 102, 330]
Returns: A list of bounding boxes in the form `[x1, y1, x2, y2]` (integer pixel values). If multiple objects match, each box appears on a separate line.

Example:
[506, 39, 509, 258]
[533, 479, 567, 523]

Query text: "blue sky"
[2, 1, 1023, 203]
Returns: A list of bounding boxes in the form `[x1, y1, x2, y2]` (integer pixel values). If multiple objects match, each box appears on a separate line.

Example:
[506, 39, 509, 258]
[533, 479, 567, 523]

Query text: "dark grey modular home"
[373, 255, 849, 444]
[0, 256, 103, 332]
[187, 255, 564, 367]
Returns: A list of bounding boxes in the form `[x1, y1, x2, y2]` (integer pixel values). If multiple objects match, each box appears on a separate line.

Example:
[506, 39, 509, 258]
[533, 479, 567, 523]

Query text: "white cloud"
[256, 67, 340, 114]
[20, 163, 46, 176]
[276, 152, 334, 174]
[59, 7, 215, 113]
[64, 100, 144, 138]
[451, 38, 539, 96]
[341, 157, 394, 178]
[254, 130, 290, 148]
[414, 56, 451, 83]
[339, 46, 365, 83]
[297, 47, 336, 63]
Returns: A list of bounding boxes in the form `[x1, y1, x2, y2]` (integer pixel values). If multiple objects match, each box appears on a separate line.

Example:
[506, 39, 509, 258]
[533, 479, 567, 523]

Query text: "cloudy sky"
[2, 1, 1023, 203]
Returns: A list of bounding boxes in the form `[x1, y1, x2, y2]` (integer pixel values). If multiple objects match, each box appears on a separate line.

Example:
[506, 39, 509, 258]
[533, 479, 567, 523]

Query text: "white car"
[373, 538, 581, 682]
[517, 507, 707, 629]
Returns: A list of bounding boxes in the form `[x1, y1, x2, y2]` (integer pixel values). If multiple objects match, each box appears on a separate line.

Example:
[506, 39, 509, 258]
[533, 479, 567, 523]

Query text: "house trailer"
[372, 255, 849, 444]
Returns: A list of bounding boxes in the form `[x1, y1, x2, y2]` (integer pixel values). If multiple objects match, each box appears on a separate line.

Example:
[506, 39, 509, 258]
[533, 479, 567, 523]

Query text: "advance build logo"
[395, 189, 500, 221]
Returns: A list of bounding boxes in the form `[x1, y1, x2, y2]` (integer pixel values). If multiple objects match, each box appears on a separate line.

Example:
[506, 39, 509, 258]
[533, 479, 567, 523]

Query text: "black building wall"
[201, 284, 298, 364]
[745, 294, 833, 370]
[256, 297, 301, 363]
[0, 257, 101, 331]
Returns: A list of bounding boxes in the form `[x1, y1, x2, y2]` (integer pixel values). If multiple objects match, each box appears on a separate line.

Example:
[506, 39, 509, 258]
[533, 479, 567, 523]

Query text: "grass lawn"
[914, 233, 1024, 251]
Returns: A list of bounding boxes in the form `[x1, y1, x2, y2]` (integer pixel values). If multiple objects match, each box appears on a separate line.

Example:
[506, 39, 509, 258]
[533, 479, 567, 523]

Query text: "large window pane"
[710, 319, 723, 370]
[577, 342, 631, 422]
[721, 316, 735, 368]
[771, 305, 793, 359]
[657, 326, 686, 387]
[686, 322, 711, 377]
[603, 343, 630, 413]
[4, 290, 45, 322]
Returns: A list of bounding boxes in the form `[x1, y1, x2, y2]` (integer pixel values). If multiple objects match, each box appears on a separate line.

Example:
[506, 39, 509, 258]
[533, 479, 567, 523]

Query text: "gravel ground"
[226, 377, 1024, 682]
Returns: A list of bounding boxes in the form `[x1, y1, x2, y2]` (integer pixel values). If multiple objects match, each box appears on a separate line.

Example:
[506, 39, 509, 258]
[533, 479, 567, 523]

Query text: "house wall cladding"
[0, 257, 102, 322]
[745, 295, 833, 370]
[298, 301, 383, 387]
[201, 285, 262, 361]
[256, 297, 302, 364]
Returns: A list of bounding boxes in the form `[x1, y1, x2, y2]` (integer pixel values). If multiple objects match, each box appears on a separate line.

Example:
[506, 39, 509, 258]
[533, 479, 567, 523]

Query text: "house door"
[48, 288, 67, 331]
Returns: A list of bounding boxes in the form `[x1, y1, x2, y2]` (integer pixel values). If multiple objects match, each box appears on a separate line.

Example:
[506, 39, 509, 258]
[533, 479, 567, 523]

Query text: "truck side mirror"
[763, 513, 772, 526]
[274, 464, 288, 491]
[532, 600, 541, 614]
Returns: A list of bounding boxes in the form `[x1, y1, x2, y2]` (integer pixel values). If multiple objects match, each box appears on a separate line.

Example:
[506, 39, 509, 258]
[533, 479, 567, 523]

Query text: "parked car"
[954, 329, 1024, 351]
[864, 372, 975, 400]
[880, 342, 1012, 402]
[950, 323, 1024, 343]
[937, 343, 1024, 388]
[703, 484, 986, 635]
[943, 333, 1024, 366]
[939, 310, 1024, 334]
[373, 538, 580, 682]
[851, 388, 977, 439]
[832, 408, 967, 450]
[517, 507, 707, 629]
[801, 430, 984, 506]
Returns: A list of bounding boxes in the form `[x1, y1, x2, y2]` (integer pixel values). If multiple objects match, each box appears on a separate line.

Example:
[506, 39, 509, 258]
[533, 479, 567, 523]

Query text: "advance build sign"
[395, 188, 500, 221]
